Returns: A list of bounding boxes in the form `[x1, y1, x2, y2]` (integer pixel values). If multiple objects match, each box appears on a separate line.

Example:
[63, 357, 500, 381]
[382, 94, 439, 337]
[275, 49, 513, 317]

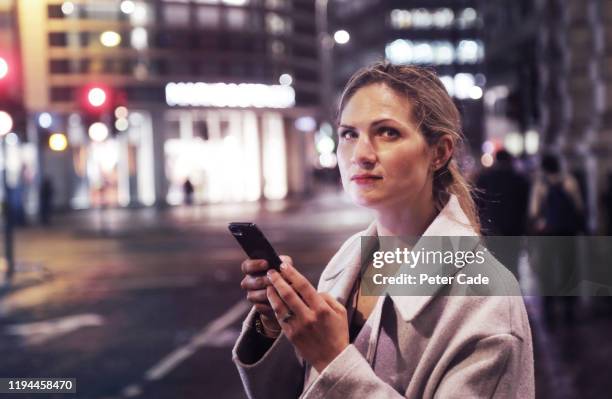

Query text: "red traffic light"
[87, 86, 107, 108]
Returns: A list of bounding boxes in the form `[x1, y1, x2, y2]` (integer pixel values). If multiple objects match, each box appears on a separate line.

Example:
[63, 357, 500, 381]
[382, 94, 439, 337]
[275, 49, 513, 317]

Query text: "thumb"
[320, 292, 346, 314]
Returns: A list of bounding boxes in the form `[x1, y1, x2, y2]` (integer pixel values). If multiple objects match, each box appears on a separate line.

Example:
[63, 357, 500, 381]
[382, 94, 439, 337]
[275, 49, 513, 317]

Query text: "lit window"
[131, 1, 151, 25]
[457, 7, 478, 29]
[269, 40, 285, 55]
[413, 42, 433, 64]
[385, 39, 413, 64]
[457, 40, 483, 63]
[227, 8, 248, 29]
[412, 8, 432, 28]
[390, 9, 411, 29]
[432, 8, 454, 28]
[439, 76, 454, 97]
[223, 0, 249, 5]
[391, 7, 477, 30]
[197, 6, 220, 27]
[164, 4, 190, 26]
[130, 27, 148, 50]
[265, 0, 285, 9]
[433, 41, 454, 64]
[266, 12, 288, 34]
[454, 73, 476, 99]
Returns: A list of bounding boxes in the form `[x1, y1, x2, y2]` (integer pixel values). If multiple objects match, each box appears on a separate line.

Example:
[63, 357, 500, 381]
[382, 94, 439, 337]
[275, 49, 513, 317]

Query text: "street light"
[87, 87, 107, 108]
[89, 122, 109, 142]
[49, 133, 68, 152]
[100, 31, 121, 48]
[38, 112, 53, 129]
[333, 30, 350, 45]
[279, 73, 293, 86]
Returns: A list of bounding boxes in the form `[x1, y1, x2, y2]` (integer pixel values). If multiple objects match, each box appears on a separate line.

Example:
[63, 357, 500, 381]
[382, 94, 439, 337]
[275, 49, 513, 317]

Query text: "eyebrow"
[339, 118, 400, 130]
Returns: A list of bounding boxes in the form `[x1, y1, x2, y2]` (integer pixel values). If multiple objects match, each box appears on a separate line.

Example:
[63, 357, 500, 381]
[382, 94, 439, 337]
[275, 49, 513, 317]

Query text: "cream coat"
[232, 195, 535, 398]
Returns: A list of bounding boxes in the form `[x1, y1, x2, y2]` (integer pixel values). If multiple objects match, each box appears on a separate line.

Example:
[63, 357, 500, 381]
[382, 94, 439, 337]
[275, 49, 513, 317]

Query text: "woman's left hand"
[266, 257, 349, 373]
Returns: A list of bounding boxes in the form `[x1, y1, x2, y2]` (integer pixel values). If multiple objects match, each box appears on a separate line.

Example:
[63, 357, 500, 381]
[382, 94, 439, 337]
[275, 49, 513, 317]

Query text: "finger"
[246, 289, 270, 304]
[267, 269, 310, 316]
[240, 275, 268, 291]
[254, 303, 274, 316]
[266, 285, 289, 322]
[279, 255, 293, 265]
[241, 259, 269, 275]
[320, 292, 346, 314]
[278, 262, 323, 310]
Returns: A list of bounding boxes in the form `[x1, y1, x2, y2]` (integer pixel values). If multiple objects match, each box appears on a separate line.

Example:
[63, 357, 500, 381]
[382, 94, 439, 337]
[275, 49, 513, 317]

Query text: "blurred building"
[482, 0, 612, 232]
[0, 0, 31, 213]
[15, 0, 321, 210]
[329, 0, 485, 154]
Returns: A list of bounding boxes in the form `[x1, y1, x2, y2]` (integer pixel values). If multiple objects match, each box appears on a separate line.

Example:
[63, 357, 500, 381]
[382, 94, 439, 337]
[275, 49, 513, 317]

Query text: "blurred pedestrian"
[39, 176, 54, 226]
[183, 178, 194, 205]
[476, 150, 530, 276]
[233, 62, 534, 398]
[529, 153, 584, 235]
[529, 153, 584, 325]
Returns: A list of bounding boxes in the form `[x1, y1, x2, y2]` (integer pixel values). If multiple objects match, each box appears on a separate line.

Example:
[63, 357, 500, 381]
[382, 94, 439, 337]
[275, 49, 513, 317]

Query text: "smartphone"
[228, 222, 282, 271]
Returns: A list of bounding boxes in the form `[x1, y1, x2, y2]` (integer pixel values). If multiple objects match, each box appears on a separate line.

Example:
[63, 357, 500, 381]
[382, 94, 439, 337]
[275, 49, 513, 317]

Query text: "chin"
[349, 191, 387, 209]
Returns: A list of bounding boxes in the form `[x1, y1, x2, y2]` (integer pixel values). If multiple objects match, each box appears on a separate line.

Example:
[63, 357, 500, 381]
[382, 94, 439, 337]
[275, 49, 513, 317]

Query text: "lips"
[351, 174, 383, 184]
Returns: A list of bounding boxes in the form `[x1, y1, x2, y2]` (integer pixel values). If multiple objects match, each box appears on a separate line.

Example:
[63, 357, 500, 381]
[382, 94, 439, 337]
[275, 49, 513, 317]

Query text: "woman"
[232, 62, 534, 398]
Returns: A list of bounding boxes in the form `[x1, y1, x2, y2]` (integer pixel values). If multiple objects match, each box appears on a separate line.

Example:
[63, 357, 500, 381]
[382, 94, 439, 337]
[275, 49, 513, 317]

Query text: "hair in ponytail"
[338, 61, 480, 233]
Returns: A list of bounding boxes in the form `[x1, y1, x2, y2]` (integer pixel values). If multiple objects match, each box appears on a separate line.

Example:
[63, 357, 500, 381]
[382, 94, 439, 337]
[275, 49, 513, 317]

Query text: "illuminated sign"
[165, 82, 295, 109]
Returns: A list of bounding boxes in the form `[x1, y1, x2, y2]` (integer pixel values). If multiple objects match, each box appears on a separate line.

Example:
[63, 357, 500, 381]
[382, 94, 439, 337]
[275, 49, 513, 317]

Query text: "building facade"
[16, 0, 321, 210]
[330, 0, 485, 155]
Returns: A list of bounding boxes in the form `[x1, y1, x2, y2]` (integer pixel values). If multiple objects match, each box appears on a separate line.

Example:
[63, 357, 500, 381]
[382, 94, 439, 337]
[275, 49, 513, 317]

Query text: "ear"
[431, 135, 454, 171]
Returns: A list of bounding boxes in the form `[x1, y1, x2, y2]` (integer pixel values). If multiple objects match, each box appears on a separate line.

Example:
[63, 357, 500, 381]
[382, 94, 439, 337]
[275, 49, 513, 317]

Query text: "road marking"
[145, 300, 250, 381]
[4, 314, 104, 345]
[120, 300, 250, 397]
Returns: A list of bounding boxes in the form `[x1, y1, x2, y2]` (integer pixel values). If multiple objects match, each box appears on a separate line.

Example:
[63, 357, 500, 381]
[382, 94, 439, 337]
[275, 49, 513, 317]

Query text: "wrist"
[255, 314, 281, 338]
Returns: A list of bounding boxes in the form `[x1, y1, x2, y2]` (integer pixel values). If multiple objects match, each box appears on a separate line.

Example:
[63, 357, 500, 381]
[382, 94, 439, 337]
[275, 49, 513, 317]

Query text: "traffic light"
[80, 84, 111, 116]
[79, 84, 112, 138]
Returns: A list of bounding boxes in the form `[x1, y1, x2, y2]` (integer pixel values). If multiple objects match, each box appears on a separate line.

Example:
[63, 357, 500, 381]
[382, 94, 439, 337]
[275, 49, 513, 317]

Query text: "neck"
[375, 195, 438, 237]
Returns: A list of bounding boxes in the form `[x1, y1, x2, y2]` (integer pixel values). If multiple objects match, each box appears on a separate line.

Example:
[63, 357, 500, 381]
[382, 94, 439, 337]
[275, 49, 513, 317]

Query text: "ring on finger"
[280, 310, 295, 323]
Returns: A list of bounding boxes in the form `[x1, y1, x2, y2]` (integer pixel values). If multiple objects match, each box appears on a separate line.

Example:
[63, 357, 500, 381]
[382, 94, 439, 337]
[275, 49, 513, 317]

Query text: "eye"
[338, 129, 358, 140]
[377, 127, 401, 139]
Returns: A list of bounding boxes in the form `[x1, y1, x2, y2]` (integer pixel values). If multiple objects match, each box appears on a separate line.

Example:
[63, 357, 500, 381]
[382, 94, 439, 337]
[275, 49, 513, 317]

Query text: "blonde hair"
[337, 61, 480, 233]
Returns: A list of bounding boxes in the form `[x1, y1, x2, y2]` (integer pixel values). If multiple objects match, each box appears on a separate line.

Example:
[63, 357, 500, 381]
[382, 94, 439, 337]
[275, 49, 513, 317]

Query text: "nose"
[350, 135, 377, 168]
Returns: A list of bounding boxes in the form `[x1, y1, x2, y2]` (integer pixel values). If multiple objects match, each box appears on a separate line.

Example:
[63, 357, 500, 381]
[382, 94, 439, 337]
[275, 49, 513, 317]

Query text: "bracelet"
[254, 314, 281, 338]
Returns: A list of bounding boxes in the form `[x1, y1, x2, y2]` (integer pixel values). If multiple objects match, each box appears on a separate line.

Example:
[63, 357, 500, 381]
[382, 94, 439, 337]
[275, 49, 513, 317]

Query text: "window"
[50, 87, 73, 102]
[268, 39, 285, 56]
[83, 2, 119, 20]
[385, 39, 482, 65]
[49, 32, 68, 47]
[131, 27, 148, 50]
[265, 0, 286, 10]
[48, 5, 64, 18]
[226, 7, 248, 30]
[197, 6, 220, 27]
[164, 4, 190, 26]
[390, 7, 478, 30]
[50, 60, 70, 74]
[266, 12, 288, 34]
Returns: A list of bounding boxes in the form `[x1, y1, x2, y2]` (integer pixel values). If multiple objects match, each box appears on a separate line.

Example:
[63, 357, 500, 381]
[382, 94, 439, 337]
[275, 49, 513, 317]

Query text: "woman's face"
[337, 83, 434, 211]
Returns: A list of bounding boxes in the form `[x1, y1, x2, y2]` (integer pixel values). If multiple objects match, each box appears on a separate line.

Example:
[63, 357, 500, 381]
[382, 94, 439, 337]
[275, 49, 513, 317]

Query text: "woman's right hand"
[240, 258, 281, 334]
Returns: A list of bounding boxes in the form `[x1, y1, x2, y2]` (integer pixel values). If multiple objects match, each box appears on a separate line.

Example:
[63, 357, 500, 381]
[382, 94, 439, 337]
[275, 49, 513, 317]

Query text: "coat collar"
[320, 194, 479, 322]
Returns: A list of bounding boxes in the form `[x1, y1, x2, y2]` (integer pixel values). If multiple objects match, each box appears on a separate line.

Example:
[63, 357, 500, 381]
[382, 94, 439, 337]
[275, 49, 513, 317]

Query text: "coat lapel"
[319, 195, 479, 325]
